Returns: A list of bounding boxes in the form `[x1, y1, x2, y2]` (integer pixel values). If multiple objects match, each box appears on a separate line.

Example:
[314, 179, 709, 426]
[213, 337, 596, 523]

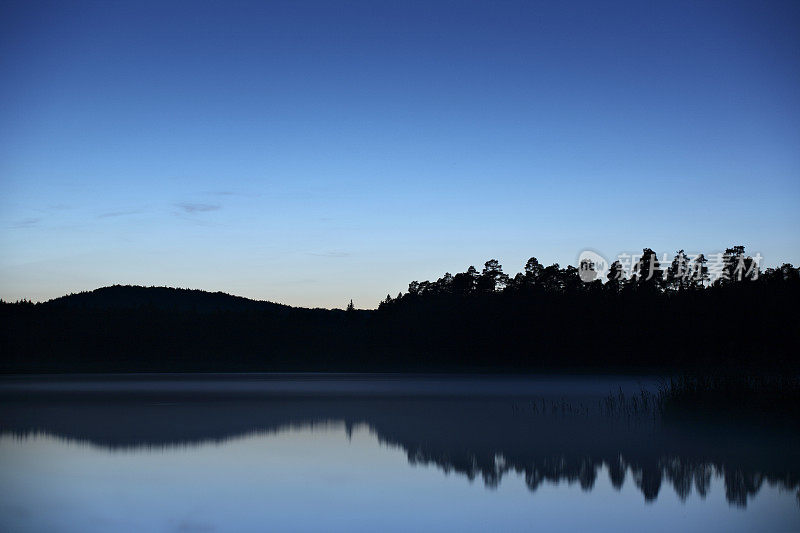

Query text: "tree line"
[379, 246, 792, 308]
[1, 246, 798, 373]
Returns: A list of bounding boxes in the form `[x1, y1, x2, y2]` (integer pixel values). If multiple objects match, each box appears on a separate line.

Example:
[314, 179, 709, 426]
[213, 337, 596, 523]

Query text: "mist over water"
[1, 375, 798, 532]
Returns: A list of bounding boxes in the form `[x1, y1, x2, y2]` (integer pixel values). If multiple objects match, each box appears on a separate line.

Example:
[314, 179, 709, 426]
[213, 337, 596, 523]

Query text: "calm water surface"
[0, 374, 797, 532]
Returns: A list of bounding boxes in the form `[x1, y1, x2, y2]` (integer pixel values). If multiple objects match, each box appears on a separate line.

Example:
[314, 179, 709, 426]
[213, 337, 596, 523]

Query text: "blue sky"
[1, 0, 799, 308]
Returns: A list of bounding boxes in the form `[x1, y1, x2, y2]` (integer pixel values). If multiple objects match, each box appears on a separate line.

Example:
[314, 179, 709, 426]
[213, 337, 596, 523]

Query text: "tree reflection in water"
[1, 384, 797, 508]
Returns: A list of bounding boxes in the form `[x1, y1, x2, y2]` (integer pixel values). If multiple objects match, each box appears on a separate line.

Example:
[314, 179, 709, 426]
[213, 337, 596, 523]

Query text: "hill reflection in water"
[1, 375, 798, 512]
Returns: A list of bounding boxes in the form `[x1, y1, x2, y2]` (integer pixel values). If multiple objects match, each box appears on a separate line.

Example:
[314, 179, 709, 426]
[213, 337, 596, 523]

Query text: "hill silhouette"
[2, 246, 799, 373]
[45, 285, 293, 313]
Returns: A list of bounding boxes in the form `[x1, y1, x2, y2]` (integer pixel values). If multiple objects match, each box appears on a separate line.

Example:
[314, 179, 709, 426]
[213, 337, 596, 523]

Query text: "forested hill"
[2, 247, 800, 374]
[44, 285, 296, 313]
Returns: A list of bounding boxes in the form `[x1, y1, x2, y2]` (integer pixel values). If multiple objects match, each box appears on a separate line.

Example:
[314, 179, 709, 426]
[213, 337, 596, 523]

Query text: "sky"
[1, 0, 799, 308]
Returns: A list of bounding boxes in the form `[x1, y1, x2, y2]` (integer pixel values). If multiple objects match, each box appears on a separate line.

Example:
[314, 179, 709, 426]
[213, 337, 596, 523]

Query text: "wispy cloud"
[202, 190, 267, 198]
[307, 251, 351, 258]
[176, 202, 221, 213]
[98, 209, 144, 219]
[174, 519, 216, 532]
[10, 217, 42, 228]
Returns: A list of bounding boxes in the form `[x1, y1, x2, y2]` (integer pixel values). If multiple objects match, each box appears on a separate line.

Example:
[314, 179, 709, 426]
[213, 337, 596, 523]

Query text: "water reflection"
[1, 377, 798, 513]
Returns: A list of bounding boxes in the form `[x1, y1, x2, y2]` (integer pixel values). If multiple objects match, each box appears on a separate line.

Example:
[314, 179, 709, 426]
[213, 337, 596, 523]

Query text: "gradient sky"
[1, 1, 799, 308]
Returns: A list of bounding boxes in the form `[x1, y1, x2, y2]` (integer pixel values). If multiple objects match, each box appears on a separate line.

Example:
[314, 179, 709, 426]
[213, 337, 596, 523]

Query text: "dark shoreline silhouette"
[1, 247, 798, 373]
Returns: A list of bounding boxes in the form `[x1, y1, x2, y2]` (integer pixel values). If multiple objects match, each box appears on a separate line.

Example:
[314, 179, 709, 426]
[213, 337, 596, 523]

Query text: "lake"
[0, 374, 798, 532]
